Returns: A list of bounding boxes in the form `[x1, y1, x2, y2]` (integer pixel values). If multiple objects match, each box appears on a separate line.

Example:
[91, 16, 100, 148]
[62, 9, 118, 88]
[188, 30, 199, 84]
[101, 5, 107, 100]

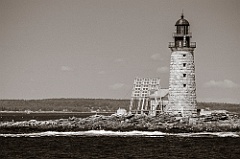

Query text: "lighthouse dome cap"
[175, 14, 189, 26]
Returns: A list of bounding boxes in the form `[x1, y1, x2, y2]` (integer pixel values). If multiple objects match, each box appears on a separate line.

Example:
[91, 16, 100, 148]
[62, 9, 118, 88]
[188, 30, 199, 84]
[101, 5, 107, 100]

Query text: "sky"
[1, 0, 240, 103]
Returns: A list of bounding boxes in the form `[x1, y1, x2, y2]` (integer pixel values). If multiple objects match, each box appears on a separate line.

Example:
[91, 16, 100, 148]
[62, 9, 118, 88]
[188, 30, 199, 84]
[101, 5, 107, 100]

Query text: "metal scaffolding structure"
[129, 77, 168, 116]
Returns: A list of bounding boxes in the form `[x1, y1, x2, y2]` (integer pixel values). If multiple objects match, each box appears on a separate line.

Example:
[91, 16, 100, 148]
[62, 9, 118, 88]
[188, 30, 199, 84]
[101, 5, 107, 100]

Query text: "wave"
[0, 130, 239, 138]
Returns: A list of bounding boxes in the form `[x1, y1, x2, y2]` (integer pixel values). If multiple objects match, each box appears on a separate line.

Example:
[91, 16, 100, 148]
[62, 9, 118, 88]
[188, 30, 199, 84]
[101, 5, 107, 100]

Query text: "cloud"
[204, 79, 240, 88]
[98, 71, 106, 74]
[157, 66, 169, 73]
[150, 53, 162, 61]
[61, 66, 73, 71]
[109, 83, 124, 90]
[114, 58, 124, 63]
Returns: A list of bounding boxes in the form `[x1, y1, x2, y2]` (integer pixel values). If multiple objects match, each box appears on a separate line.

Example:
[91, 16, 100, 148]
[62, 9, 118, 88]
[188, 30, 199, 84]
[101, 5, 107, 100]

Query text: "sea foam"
[0, 130, 239, 138]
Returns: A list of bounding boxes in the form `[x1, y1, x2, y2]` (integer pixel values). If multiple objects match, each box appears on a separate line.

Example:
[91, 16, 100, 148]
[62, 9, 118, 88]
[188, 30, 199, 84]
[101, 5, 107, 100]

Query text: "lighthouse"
[167, 14, 197, 116]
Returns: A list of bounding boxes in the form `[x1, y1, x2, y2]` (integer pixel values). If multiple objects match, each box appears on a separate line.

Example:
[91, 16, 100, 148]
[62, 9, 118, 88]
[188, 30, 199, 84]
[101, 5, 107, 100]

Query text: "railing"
[169, 42, 196, 48]
[190, 42, 196, 48]
[173, 32, 192, 37]
[169, 42, 175, 48]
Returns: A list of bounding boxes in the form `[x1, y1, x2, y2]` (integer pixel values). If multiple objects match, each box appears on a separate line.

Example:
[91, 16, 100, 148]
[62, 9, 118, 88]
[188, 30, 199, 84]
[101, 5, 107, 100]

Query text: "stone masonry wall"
[167, 50, 197, 115]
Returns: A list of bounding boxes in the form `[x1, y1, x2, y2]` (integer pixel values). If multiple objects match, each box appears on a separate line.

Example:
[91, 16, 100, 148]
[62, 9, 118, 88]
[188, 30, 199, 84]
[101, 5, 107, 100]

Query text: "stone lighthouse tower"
[167, 14, 197, 116]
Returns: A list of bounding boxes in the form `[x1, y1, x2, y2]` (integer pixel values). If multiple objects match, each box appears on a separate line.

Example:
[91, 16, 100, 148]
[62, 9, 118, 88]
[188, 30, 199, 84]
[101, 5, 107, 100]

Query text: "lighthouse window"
[183, 74, 186, 77]
[183, 84, 186, 87]
[183, 54, 186, 57]
[183, 63, 186, 67]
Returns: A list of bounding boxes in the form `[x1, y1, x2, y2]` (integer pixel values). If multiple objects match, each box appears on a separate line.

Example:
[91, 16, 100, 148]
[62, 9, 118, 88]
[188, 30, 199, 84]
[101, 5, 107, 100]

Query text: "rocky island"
[1, 112, 240, 134]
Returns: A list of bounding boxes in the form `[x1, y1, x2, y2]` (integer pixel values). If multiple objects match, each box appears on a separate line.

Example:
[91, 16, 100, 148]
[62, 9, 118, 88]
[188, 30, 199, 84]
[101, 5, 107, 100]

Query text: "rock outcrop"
[0, 112, 240, 134]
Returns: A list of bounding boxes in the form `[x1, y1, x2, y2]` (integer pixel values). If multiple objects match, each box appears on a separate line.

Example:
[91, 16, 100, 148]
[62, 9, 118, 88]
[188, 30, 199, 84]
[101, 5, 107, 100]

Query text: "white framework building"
[129, 77, 168, 115]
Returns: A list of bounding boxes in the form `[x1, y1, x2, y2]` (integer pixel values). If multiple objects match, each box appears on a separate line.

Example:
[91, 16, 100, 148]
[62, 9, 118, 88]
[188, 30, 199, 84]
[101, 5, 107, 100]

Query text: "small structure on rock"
[116, 108, 127, 116]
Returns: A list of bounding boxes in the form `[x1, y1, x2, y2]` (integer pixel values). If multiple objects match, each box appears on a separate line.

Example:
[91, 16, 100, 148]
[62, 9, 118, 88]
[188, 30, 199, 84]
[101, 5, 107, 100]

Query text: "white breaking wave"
[172, 132, 240, 137]
[0, 130, 239, 138]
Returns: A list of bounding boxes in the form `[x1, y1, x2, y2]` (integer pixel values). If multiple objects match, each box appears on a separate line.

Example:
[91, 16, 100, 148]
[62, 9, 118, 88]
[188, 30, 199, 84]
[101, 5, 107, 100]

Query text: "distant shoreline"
[0, 111, 114, 114]
[1, 99, 239, 114]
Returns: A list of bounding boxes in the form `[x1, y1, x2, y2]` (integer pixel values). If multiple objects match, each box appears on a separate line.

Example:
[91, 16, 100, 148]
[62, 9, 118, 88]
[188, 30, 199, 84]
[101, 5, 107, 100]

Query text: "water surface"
[1, 131, 240, 159]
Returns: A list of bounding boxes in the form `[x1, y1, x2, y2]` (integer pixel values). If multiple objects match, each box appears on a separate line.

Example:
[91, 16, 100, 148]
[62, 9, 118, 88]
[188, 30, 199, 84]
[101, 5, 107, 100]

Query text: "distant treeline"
[0, 99, 239, 113]
[197, 102, 240, 113]
[0, 99, 129, 112]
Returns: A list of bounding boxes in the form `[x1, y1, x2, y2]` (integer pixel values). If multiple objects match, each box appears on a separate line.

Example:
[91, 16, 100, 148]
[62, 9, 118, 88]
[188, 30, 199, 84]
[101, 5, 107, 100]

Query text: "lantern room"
[169, 14, 196, 49]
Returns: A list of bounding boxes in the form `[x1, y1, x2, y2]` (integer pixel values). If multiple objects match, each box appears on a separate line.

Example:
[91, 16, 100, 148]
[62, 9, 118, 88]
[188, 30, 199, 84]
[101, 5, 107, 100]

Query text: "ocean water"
[1, 131, 240, 159]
